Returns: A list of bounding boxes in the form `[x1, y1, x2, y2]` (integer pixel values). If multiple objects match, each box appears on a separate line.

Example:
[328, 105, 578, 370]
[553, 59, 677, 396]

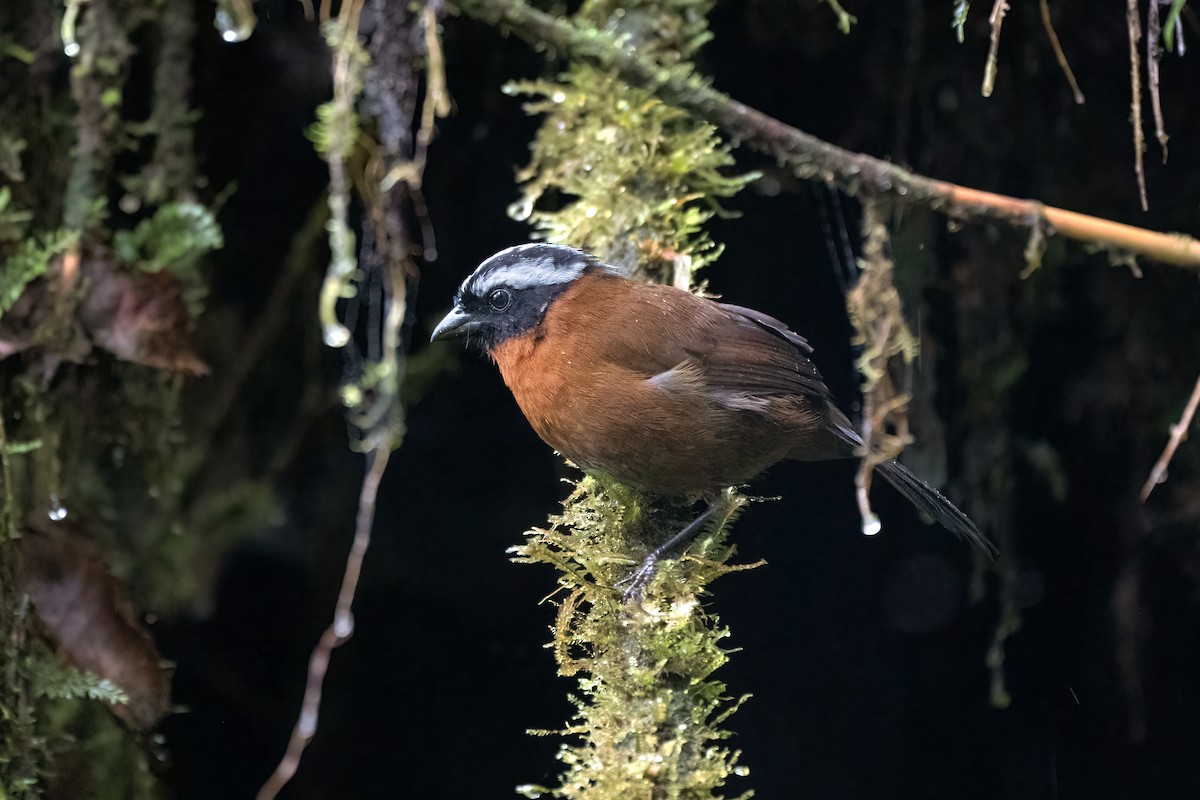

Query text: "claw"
[614, 499, 724, 602]
[616, 557, 660, 601]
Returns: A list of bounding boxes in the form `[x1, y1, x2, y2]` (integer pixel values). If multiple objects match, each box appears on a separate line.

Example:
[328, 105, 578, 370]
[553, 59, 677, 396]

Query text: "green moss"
[0, 393, 42, 800]
[509, 68, 752, 283]
[506, 3, 759, 797]
[506, 0, 753, 283]
[513, 480, 756, 800]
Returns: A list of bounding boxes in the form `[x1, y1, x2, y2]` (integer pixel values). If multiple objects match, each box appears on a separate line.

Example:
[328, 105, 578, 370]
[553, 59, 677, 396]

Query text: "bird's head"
[430, 243, 610, 351]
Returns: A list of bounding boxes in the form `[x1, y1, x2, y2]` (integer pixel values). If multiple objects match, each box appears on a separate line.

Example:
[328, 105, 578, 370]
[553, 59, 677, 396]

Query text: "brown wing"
[701, 301, 835, 406]
[574, 277, 836, 407]
[516, 271, 854, 489]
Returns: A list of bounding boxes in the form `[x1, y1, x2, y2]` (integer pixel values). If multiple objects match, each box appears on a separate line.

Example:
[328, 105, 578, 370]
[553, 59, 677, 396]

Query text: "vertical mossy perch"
[506, 2, 758, 798]
[512, 479, 756, 800]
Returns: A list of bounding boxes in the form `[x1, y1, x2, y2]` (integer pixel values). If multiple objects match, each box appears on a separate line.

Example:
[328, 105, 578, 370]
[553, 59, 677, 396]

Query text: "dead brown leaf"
[17, 518, 171, 730]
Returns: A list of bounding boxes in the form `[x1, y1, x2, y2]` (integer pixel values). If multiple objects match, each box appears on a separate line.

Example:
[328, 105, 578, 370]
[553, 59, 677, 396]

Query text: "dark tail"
[818, 408, 997, 559]
[875, 459, 997, 559]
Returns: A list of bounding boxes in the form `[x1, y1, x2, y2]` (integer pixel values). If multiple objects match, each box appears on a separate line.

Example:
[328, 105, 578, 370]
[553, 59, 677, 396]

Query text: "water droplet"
[323, 323, 351, 348]
[861, 513, 882, 536]
[61, 0, 82, 58]
[48, 496, 68, 521]
[551, 91, 566, 103]
[334, 614, 354, 638]
[733, 766, 750, 777]
[507, 198, 534, 222]
[340, 383, 363, 408]
[515, 785, 547, 799]
[584, 206, 597, 218]
[214, 4, 255, 44]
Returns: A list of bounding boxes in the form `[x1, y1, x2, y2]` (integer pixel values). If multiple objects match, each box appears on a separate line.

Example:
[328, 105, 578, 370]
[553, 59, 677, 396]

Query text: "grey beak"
[430, 305, 474, 342]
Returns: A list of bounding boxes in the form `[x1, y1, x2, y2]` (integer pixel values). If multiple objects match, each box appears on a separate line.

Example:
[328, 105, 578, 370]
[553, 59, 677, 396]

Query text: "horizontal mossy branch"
[452, 0, 1200, 269]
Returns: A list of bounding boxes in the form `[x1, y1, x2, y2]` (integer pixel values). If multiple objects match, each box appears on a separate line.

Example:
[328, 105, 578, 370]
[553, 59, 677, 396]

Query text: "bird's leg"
[617, 498, 723, 601]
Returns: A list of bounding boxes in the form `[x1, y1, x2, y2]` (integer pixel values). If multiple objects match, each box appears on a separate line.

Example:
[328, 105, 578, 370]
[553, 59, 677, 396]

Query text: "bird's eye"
[488, 288, 512, 311]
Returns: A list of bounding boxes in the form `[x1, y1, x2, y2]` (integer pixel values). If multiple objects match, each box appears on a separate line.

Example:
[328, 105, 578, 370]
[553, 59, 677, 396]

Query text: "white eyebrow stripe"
[489, 243, 551, 261]
[472, 258, 587, 293]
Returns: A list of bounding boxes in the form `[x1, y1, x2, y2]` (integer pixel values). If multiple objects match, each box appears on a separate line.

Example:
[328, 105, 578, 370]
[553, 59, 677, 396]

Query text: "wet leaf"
[79, 257, 209, 375]
[17, 519, 171, 730]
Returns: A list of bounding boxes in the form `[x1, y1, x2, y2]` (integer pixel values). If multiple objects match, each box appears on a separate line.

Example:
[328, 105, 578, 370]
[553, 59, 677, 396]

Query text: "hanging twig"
[317, 3, 368, 350]
[450, 0, 1200, 268]
[1127, 0, 1149, 211]
[981, 0, 1009, 97]
[255, 444, 392, 800]
[1140, 370, 1200, 501]
[1147, 0, 1170, 161]
[848, 198, 918, 537]
[1039, 0, 1085, 104]
[257, 1, 438, 792]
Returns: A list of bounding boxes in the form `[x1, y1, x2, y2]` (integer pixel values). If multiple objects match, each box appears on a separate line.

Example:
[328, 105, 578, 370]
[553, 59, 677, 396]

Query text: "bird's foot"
[615, 554, 661, 601]
[614, 499, 724, 603]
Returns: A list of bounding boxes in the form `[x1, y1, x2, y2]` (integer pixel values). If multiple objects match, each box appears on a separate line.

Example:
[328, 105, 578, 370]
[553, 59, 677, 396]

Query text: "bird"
[431, 243, 996, 589]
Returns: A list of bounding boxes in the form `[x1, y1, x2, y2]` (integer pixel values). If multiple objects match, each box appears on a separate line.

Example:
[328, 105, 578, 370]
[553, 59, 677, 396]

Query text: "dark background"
[158, 1, 1200, 798]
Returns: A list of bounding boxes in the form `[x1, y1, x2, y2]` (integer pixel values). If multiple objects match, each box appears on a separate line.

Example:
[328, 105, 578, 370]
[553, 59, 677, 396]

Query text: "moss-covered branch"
[513, 480, 755, 800]
[503, 3, 758, 797]
[452, 0, 1200, 269]
[0, 396, 40, 799]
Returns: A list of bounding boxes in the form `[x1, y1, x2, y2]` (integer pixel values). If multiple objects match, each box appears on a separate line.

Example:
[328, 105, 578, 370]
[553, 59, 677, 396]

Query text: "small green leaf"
[31, 662, 130, 706]
[0, 230, 77, 321]
[114, 201, 223, 274]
